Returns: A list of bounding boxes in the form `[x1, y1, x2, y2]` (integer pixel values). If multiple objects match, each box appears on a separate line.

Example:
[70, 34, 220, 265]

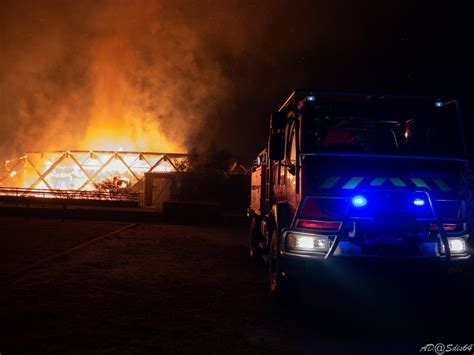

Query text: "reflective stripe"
[410, 178, 430, 189]
[343, 176, 364, 189]
[319, 176, 446, 190]
[389, 178, 406, 187]
[319, 176, 341, 189]
[433, 179, 451, 191]
[370, 177, 386, 186]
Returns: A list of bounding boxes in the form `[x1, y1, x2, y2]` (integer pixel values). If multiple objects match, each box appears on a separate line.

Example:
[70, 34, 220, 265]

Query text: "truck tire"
[249, 217, 261, 262]
[269, 230, 295, 300]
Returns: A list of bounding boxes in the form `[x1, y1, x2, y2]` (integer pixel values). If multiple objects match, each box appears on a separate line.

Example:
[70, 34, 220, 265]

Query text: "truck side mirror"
[271, 112, 287, 130]
[269, 132, 285, 161]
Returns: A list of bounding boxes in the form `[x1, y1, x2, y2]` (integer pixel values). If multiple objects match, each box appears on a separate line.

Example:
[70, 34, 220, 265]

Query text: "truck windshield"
[301, 100, 465, 157]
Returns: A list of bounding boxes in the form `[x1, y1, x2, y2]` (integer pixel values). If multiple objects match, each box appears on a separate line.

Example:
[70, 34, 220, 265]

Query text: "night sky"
[0, 0, 472, 162]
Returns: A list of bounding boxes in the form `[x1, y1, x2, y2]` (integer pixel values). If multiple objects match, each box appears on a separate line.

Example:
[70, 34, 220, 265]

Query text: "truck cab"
[249, 91, 471, 296]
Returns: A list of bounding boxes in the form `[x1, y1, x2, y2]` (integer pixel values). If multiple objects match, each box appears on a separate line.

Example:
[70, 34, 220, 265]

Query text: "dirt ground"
[0, 217, 473, 354]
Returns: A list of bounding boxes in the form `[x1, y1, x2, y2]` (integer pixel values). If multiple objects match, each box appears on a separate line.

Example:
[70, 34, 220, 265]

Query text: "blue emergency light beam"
[413, 198, 425, 206]
[352, 195, 367, 207]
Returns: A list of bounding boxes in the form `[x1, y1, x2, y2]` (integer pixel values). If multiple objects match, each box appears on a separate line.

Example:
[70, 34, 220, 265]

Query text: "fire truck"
[249, 91, 471, 297]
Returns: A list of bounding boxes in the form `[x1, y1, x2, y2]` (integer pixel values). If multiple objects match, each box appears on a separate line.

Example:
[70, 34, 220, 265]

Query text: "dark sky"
[1, 0, 472, 162]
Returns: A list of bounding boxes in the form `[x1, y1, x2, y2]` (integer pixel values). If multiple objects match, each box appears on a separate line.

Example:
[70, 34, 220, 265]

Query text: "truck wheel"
[269, 230, 293, 300]
[249, 217, 261, 262]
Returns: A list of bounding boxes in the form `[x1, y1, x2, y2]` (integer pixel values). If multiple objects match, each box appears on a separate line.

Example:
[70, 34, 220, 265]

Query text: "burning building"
[0, 150, 189, 201]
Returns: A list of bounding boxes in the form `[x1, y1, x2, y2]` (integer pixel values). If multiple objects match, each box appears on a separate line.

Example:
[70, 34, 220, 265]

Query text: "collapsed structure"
[0, 150, 249, 211]
[0, 150, 189, 195]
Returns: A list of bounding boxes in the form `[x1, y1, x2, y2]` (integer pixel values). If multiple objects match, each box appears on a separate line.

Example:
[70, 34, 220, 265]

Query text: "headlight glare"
[448, 238, 467, 254]
[287, 233, 330, 252]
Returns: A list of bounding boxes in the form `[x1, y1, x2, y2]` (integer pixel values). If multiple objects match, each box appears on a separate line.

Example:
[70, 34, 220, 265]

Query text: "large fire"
[1, 108, 186, 193]
[0, 79, 188, 194]
[0, 150, 189, 194]
[0, 1, 209, 196]
[0, 44, 189, 193]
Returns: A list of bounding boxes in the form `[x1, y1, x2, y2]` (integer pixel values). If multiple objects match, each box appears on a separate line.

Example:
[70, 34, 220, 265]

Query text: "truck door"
[285, 122, 298, 213]
[270, 123, 287, 204]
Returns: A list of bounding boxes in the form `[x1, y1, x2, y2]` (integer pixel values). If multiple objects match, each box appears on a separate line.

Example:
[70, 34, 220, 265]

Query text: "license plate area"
[362, 235, 421, 257]
[372, 211, 417, 232]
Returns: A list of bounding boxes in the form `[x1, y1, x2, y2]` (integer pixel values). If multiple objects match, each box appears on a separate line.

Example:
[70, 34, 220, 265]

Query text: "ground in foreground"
[1, 217, 472, 354]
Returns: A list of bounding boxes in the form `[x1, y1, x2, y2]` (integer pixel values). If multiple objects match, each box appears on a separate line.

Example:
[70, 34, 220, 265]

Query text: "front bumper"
[280, 252, 473, 284]
[280, 228, 471, 265]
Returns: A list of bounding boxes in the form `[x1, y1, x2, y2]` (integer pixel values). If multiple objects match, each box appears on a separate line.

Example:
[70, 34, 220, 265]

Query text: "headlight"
[440, 237, 468, 255]
[286, 233, 330, 252]
[448, 238, 467, 254]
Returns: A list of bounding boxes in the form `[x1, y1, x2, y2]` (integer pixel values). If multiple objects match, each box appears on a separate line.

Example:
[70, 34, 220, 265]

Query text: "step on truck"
[248, 91, 471, 296]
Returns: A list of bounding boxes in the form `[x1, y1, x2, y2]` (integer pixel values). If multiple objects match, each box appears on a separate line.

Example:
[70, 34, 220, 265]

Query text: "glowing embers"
[0, 151, 189, 192]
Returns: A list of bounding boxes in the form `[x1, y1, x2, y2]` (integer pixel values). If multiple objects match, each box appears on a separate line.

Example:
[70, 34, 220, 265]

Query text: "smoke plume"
[0, 0, 231, 159]
[1, 1, 469, 161]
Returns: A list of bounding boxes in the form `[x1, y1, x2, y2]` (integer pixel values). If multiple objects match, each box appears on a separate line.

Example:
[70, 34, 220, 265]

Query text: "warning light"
[352, 195, 367, 207]
[307, 95, 316, 101]
[413, 198, 425, 206]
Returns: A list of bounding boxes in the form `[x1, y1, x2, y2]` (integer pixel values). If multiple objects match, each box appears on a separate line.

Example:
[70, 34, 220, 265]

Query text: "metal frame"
[0, 186, 140, 202]
[1, 150, 189, 192]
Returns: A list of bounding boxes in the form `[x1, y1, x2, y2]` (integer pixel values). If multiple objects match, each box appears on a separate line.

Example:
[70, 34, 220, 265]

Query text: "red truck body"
[248, 91, 471, 295]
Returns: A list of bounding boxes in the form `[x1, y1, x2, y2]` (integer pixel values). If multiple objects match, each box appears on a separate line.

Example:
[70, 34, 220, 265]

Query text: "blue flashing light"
[307, 95, 316, 101]
[413, 198, 425, 206]
[435, 101, 444, 107]
[352, 195, 367, 208]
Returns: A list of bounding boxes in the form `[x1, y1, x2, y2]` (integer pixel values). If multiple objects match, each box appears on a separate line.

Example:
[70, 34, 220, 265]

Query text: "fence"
[0, 187, 140, 202]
